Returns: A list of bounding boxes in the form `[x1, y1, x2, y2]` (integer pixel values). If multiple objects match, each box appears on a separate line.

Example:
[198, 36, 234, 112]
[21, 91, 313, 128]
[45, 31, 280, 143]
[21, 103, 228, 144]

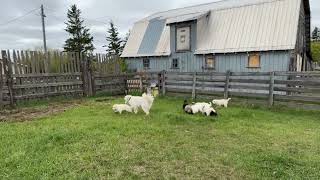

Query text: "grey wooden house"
[121, 0, 311, 73]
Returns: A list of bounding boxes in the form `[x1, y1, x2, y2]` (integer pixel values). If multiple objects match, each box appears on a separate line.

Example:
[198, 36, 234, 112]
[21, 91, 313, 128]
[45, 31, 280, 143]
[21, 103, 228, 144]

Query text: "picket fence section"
[0, 50, 122, 108]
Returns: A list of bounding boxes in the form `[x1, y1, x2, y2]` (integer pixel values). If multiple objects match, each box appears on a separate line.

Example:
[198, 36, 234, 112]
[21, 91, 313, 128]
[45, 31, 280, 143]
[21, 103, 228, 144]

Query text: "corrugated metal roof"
[166, 11, 210, 25]
[195, 0, 300, 54]
[121, 0, 302, 58]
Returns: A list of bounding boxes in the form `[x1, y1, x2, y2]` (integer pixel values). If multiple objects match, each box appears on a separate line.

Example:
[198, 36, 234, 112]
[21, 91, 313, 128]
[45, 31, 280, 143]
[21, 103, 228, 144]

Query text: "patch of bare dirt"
[0, 100, 84, 123]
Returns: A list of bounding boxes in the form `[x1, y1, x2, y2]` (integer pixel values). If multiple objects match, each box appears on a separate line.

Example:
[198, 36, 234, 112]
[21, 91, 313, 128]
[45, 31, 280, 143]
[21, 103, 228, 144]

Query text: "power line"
[44, 6, 109, 25]
[0, 8, 40, 27]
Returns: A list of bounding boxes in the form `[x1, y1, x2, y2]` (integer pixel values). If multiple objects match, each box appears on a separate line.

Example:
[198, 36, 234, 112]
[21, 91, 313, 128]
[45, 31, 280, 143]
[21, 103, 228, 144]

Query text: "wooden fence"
[161, 71, 320, 106]
[0, 50, 122, 108]
[1, 49, 319, 109]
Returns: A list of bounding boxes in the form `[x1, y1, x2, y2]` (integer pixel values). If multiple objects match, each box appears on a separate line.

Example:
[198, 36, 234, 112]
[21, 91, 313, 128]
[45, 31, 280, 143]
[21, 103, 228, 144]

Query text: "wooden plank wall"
[0, 50, 97, 107]
[163, 71, 320, 106]
[93, 54, 121, 75]
[93, 72, 160, 95]
[94, 74, 127, 95]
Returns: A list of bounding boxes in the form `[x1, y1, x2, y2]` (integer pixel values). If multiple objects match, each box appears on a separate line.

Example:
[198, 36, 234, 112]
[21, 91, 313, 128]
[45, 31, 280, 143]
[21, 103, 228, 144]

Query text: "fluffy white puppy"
[212, 98, 232, 108]
[124, 93, 154, 115]
[112, 104, 133, 114]
[189, 102, 218, 116]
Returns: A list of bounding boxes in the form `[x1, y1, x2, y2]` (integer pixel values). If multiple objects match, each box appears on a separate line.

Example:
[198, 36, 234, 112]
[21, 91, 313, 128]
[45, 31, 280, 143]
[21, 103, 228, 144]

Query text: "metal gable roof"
[166, 11, 210, 25]
[121, 0, 302, 58]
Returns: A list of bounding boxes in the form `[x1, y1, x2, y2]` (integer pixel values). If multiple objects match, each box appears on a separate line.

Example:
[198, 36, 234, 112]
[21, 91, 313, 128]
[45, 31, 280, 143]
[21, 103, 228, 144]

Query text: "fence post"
[0, 60, 3, 108]
[192, 72, 197, 100]
[124, 74, 128, 95]
[90, 63, 96, 96]
[1, 50, 15, 108]
[81, 53, 89, 97]
[224, 70, 231, 99]
[268, 71, 275, 107]
[161, 70, 166, 96]
[139, 75, 143, 92]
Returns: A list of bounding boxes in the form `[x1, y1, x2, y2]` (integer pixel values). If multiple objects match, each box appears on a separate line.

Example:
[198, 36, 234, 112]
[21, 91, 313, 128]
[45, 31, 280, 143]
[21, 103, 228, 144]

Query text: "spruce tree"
[105, 21, 122, 56]
[121, 30, 130, 53]
[312, 27, 319, 40]
[64, 5, 94, 53]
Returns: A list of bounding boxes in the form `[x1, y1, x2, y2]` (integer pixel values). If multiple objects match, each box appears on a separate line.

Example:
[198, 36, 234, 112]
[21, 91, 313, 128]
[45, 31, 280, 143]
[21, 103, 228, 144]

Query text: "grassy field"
[0, 96, 319, 179]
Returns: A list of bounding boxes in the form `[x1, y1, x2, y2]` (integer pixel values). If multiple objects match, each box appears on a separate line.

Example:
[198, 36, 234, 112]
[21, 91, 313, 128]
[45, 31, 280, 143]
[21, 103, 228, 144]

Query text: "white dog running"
[124, 93, 154, 115]
[112, 104, 133, 114]
[212, 98, 232, 108]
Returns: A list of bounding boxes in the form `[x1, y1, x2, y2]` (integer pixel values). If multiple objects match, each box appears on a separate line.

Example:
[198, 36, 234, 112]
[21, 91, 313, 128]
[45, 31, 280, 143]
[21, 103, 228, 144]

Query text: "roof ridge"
[141, 0, 284, 21]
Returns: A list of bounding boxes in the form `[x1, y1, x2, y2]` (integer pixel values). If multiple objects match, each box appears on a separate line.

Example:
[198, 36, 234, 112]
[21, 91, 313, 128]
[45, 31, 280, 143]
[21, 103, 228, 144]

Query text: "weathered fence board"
[162, 71, 320, 106]
[0, 49, 122, 106]
[0, 60, 3, 108]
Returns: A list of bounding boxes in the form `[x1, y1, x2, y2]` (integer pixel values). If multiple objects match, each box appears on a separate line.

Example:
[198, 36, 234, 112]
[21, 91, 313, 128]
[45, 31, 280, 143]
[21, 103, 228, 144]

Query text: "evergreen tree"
[312, 27, 319, 40]
[121, 30, 130, 53]
[105, 21, 122, 56]
[64, 5, 94, 53]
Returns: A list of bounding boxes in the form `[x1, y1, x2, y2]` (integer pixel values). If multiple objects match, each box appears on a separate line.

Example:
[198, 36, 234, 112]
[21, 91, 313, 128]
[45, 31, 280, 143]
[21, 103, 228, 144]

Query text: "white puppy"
[190, 102, 218, 116]
[112, 104, 133, 114]
[212, 98, 231, 108]
[124, 93, 154, 115]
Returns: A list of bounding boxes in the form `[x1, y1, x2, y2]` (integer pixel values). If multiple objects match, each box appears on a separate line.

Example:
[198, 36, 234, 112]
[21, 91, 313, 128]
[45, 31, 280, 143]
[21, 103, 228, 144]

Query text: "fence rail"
[162, 71, 320, 106]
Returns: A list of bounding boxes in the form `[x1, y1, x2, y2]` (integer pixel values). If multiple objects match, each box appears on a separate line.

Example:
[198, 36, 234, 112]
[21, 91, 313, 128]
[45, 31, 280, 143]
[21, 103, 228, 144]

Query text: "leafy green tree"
[64, 5, 94, 53]
[312, 27, 319, 40]
[104, 21, 122, 56]
[311, 41, 320, 62]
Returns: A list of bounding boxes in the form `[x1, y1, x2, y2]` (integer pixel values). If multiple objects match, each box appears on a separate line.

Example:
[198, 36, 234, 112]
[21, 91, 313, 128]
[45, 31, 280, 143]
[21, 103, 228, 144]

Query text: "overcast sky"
[0, 0, 319, 53]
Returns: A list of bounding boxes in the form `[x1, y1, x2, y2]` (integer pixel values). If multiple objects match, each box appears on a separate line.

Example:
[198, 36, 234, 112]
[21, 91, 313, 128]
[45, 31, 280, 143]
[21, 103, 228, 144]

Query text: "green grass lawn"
[0, 97, 319, 179]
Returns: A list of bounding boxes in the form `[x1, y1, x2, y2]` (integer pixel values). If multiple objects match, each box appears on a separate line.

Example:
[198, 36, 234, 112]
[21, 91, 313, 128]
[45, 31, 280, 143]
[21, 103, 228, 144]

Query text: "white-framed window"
[176, 26, 191, 51]
[205, 55, 215, 69]
[171, 58, 179, 69]
[248, 53, 261, 68]
[143, 58, 150, 69]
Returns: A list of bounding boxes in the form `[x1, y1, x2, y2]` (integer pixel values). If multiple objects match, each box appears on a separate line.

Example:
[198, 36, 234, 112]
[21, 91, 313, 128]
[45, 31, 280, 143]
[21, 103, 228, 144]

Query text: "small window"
[143, 59, 150, 69]
[176, 26, 191, 51]
[248, 53, 261, 68]
[171, 58, 179, 69]
[205, 55, 215, 69]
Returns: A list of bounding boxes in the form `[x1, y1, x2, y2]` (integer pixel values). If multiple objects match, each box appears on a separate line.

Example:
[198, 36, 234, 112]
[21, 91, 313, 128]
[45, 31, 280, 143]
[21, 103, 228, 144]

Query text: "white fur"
[190, 103, 209, 114]
[124, 93, 154, 115]
[212, 98, 231, 108]
[112, 104, 133, 114]
[202, 106, 217, 116]
[190, 102, 217, 116]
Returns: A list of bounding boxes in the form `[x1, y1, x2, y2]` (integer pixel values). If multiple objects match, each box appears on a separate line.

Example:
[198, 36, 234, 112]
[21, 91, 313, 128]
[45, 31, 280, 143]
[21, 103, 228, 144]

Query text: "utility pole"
[40, 4, 47, 54]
